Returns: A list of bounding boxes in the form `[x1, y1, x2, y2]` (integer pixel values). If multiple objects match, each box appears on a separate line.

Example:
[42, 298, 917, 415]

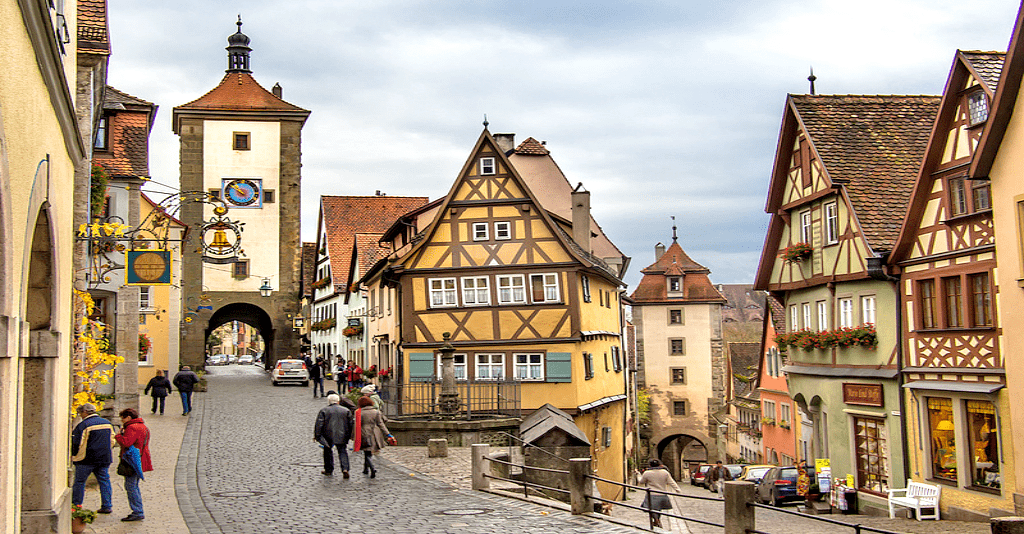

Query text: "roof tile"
[962, 51, 1005, 91]
[175, 72, 308, 113]
[514, 137, 550, 155]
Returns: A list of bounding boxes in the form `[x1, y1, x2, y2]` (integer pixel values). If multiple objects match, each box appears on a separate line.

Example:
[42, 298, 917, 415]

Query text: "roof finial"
[808, 67, 817, 95]
[671, 216, 678, 243]
[226, 16, 252, 73]
[482, 114, 489, 129]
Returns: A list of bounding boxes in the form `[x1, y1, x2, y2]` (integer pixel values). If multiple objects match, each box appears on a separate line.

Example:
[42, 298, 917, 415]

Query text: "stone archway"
[205, 303, 275, 368]
[655, 433, 710, 481]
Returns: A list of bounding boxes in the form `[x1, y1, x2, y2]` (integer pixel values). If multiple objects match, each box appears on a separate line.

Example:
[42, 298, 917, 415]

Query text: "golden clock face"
[223, 179, 261, 207]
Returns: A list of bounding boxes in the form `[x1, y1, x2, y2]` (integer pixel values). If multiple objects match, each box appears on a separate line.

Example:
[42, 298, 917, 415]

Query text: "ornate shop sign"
[843, 383, 884, 407]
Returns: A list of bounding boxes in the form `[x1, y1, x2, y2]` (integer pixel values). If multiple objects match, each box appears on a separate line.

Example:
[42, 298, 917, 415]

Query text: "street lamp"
[259, 277, 272, 297]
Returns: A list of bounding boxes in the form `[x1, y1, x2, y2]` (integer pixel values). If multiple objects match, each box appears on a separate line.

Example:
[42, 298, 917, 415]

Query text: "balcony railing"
[379, 380, 521, 419]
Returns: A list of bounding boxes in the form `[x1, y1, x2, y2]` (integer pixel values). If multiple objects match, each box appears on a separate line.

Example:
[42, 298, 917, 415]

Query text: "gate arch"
[206, 303, 274, 366]
[655, 432, 711, 481]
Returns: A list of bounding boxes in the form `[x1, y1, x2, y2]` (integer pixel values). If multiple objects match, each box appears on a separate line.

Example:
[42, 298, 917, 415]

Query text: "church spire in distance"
[226, 16, 252, 73]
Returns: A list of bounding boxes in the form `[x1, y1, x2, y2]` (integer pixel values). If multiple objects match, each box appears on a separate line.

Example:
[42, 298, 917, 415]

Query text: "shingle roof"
[767, 295, 786, 336]
[630, 241, 726, 303]
[730, 342, 761, 399]
[519, 403, 590, 446]
[105, 86, 154, 108]
[77, 0, 109, 53]
[321, 196, 429, 289]
[95, 87, 155, 178]
[353, 233, 390, 281]
[175, 72, 308, 113]
[792, 95, 940, 253]
[302, 242, 316, 298]
[514, 137, 550, 155]
[962, 51, 1006, 91]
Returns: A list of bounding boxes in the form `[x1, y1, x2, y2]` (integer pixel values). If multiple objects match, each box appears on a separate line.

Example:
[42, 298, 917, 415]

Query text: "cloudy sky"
[107, 0, 1020, 290]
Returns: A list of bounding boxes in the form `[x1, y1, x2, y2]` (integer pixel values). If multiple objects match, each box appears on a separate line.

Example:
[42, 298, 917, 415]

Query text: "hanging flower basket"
[342, 325, 363, 337]
[779, 242, 813, 263]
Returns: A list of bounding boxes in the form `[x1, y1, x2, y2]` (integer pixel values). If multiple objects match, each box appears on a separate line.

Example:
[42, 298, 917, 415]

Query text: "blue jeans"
[322, 442, 349, 474]
[73, 463, 112, 509]
[124, 474, 143, 516]
[312, 378, 324, 397]
[180, 391, 193, 414]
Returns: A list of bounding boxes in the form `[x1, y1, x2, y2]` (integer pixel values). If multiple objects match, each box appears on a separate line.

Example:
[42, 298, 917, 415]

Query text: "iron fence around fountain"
[380, 380, 521, 419]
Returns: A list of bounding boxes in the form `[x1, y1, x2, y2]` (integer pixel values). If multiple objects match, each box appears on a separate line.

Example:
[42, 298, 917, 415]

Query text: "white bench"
[887, 480, 941, 520]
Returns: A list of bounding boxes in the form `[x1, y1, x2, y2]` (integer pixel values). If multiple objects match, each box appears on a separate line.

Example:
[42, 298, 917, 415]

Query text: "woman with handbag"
[639, 458, 680, 529]
[115, 408, 152, 522]
[143, 370, 172, 415]
[353, 396, 395, 478]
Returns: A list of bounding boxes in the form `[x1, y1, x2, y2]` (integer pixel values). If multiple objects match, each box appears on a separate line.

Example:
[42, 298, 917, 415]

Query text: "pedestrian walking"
[310, 356, 326, 398]
[344, 360, 363, 392]
[639, 458, 679, 530]
[114, 408, 152, 522]
[707, 460, 732, 498]
[361, 384, 384, 411]
[334, 357, 345, 392]
[172, 365, 200, 415]
[353, 396, 394, 478]
[314, 393, 353, 478]
[71, 403, 115, 515]
[143, 370, 172, 415]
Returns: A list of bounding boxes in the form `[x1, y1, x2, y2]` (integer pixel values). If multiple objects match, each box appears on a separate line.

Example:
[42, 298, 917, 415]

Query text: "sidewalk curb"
[174, 393, 222, 534]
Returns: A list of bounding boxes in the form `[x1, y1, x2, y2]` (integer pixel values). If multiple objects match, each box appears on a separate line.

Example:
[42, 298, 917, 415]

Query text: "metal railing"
[484, 456, 572, 501]
[380, 380, 520, 419]
[748, 502, 904, 534]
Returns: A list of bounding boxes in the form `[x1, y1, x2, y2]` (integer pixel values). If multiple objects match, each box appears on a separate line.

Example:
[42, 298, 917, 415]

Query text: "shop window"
[928, 397, 957, 483]
[967, 400, 1000, 489]
[853, 416, 889, 493]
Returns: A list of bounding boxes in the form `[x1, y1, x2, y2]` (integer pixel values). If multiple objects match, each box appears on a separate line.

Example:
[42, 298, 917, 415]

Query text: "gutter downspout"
[867, 255, 909, 485]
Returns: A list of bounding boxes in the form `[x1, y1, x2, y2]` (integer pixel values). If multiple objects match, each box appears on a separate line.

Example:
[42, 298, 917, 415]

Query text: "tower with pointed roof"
[173, 21, 310, 369]
[629, 234, 727, 477]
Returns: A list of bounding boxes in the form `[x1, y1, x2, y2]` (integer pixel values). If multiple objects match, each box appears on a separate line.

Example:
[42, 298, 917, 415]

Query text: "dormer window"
[968, 90, 989, 127]
[668, 277, 682, 292]
[480, 157, 496, 175]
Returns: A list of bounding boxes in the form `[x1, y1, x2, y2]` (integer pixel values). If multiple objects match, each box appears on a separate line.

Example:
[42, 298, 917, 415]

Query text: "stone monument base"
[387, 417, 521, 447]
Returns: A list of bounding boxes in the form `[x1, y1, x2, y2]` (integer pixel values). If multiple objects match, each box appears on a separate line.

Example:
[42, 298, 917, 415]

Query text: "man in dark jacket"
[144, 370, 172, 415]
[707, 460, 733, 497]
[173, 365, 200, 416]
[314, 393, 353, 478]
[310, 357, 325, 398]
[71, 403, 114, 514]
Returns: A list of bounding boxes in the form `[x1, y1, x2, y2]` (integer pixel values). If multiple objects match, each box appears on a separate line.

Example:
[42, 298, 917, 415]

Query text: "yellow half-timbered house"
[364, 129, 629, 498]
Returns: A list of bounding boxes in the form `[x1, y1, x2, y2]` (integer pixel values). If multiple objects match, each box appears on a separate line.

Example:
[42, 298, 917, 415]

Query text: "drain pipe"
[866, 255, 909, 484]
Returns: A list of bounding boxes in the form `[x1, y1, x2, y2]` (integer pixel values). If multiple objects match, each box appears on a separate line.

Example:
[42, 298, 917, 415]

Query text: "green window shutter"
[408, 352, 435, 382]
[546, 352, 572, 382]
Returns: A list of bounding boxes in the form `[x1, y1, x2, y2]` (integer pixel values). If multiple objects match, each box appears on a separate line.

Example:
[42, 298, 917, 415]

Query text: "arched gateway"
[655, 433, 711, 482]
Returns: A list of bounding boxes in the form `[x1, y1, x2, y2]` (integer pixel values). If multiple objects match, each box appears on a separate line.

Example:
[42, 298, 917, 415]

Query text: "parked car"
[707, 464, 745, 492]
[237, 354, 254, 365]
[691, 464, 712, 486]
[227, 354, 238, 364]
[272, 359, 309, 386]
[756, 465, 817, 506]
[206, 354, 227, 366]
[740, 464, 775, 484]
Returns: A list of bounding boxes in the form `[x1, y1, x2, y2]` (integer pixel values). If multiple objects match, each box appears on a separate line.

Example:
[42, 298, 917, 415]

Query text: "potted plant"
[363, 365, 378, 379]
[779, 242, 813, 263]
[71, 504, 97, 533]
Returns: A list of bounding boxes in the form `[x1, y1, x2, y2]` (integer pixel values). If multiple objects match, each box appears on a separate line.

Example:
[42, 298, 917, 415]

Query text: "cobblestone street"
[81, 365, 998, 534]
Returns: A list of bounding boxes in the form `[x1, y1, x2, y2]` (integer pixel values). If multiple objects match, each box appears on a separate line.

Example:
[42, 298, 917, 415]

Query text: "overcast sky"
[107, 0, 1020, 290]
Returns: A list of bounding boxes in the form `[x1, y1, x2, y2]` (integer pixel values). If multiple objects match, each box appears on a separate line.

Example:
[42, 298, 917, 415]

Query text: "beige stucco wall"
[202, 120, 281, 291]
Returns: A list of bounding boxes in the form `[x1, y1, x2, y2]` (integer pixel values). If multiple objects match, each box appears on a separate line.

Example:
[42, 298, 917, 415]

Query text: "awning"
[782, 365, 898, 379]
[578, 394, 626, 412]
[902, 380, 1004, 394]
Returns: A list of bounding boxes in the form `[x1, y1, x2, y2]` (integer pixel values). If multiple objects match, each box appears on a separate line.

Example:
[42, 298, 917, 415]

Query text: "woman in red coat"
[115, 409, 152, 522]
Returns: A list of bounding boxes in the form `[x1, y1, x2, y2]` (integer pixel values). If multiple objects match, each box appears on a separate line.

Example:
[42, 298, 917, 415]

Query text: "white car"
[271, 359, 309, 386]
[237, 354, 254, 365]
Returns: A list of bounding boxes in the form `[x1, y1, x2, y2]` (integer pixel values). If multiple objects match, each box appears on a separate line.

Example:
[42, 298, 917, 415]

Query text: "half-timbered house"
[755, 94, 939, 513]
[889, 50, 1013, 519]
[365, 129, 629, 498]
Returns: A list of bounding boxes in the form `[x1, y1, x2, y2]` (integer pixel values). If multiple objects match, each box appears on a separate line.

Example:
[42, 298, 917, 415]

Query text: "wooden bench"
[887, 481, 941, 520]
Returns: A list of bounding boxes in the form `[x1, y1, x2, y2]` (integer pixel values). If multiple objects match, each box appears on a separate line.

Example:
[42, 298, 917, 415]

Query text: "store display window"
[928, 397, 957, 482]
[967, 400, 1000, 490]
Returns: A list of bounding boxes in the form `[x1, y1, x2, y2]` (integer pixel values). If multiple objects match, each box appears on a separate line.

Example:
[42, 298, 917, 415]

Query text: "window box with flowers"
[775, 324, 877, 351]
[139, 333, 151, 359]
[342, 325, 363, 337]
[311, 277, 331, 291]
[310, 317, 337, 332]
[779, 421, 791, 429]
[761, 417, 776, 426]
[378, 366, 393, 381]
[779, 242, 813, 263]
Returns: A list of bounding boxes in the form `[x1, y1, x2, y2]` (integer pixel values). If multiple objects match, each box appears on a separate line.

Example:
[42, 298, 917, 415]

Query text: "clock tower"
[173, 19, 310, 369]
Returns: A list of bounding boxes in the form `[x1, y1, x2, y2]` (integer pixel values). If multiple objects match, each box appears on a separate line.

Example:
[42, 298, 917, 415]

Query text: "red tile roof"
[792, 95, 939, 252]
[77, 0, 109, 54]
[514, 137, 550, 155]
[175, 72, 308, 113]
[353, 233, 390, 283]
[630, 241, 726, 303]
[321, 196, 429, 289]
[95, 87, 156, 178]
[962, 51, 1005, 91]
[302, 242, 316, 298]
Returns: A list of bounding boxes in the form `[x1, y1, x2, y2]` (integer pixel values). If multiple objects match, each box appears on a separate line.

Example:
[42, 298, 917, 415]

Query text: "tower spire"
[808, 67, 817, 95]
[226, 16, 252, 73]
[671, 216, 678, 243]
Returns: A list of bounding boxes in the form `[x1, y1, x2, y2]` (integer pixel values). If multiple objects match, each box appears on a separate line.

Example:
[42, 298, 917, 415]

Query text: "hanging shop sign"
[126, 250, 171, 285]
[201, 211, 245, 264]
[843, 383, 884, 407]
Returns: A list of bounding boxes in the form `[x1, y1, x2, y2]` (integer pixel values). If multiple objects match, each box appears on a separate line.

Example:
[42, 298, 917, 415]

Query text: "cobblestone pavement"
[185, 365, 643, 533]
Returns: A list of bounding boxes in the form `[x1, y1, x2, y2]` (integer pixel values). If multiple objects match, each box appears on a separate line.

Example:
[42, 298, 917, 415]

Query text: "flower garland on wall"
[72, 290, 124, 416]
[775, 324, 877, 351]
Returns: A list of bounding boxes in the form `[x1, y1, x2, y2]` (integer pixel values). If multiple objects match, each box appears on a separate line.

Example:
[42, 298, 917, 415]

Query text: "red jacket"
[345, 365, 363, 381]
[115, 418, 153, 472]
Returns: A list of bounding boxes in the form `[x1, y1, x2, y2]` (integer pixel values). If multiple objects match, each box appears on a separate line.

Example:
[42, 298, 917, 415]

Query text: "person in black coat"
[314, 394, 353, 477]
[144, 370, 172, 415]
[310, 357, 326, 398]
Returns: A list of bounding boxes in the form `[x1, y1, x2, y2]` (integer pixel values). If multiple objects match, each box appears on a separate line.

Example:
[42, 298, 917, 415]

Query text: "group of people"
[304, 354, 366, 398]
[142, 366, 200, 415]
[313, 386, 393, 479]
[71, 404, 153, 522]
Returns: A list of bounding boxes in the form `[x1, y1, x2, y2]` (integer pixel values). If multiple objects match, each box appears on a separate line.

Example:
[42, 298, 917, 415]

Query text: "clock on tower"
[222, 178, 262, 207]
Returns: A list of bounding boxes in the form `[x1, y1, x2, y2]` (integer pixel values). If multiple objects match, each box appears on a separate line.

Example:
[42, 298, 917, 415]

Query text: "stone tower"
[172, 20, 310, 369]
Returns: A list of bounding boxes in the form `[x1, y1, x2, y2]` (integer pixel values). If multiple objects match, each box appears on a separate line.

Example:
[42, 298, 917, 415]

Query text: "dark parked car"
[756, 466, 817, 506]
[691, 464, 712, 486]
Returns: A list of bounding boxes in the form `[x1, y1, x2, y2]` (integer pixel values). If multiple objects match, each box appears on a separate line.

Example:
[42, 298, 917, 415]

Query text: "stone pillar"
[569, 457, 593, 515]
[438, 332, 458, 415]
[427, 438, 448, 457]
[471, 444, 490, 490]
[723, 481, 755, 534]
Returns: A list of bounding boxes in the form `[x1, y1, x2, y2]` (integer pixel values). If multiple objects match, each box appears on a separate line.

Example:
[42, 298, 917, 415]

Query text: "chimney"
[272, 83, 282, 99]
[571, 183, 591, 253]
[655, 242, 666, 261]
[493, 133, 515, 154]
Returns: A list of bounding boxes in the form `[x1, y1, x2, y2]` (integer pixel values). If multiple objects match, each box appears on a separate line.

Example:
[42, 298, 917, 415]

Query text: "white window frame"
[839, 297, 854, 328]
[802, 303, 811, 331]
[429, 278, 458, 308]
[861, 295, 876, 325]
[816, 300, 828, 332]
[461, 276, 490, 306]
[668, 276, 682, 292]
[472, 222, 489, 241]
[513, 353, 544, 381]
[763, 399, 777, 419]
[581, 275, 591, 303]
[475, 353, 504, 380]
[781, 403, 791, 424]
[480, 157, 496, 175]
[790, 305, 799, 331]
[529, 273, 560, 303]
[494, 221, 512, 240]
[824, 202, 839, 244]
[800, 210, 812, 243]
[497, 274, 526, 305]
[436, 353, 467, 381]
[139, 287, 153, 312]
